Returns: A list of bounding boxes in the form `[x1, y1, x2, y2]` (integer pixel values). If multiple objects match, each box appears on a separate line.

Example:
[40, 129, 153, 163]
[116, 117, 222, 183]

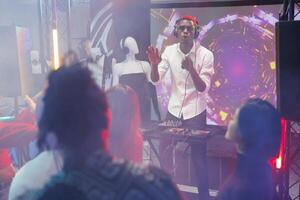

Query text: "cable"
[177, 72, 190, 123]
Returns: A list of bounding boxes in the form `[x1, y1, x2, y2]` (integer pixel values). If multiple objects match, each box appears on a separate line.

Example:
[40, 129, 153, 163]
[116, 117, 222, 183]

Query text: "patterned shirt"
[33, 151, 182, 200]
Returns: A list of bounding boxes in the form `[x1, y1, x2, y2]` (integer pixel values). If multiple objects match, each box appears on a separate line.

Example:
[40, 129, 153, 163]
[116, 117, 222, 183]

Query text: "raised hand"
[147, 46, 161, 66]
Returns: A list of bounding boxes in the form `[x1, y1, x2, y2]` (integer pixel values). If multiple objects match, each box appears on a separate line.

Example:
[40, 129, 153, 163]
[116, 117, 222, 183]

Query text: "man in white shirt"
[147, 15, 214, 200]
[148, 16, 214, 128]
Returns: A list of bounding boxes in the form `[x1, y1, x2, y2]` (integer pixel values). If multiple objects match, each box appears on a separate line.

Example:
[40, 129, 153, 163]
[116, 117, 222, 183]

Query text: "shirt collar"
[176, 41, 196, 56]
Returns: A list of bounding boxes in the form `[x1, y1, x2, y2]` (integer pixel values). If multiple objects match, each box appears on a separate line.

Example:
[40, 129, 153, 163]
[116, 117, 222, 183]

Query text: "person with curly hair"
[27, 63, 182, 200]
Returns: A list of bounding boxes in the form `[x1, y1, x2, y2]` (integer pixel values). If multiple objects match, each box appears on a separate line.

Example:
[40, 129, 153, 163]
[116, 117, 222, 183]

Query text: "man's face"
[176, 19, 195, 41]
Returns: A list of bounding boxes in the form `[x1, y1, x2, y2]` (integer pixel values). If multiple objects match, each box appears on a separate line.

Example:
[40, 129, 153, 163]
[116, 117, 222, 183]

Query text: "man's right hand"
[147, 46, 160, 82]
[147, 46, 161, 67]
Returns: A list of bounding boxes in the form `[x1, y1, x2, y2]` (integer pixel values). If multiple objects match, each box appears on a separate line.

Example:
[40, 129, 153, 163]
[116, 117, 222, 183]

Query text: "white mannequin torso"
[112, 57, 152, 86]
[113, 37, 152, 86]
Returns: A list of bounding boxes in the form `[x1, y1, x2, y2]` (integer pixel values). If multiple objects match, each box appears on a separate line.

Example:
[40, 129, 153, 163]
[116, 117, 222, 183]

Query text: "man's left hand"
[182, 56, 194, 72]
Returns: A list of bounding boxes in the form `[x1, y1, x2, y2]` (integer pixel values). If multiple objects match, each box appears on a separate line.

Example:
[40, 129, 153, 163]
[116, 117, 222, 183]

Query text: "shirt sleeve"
[8, 165, 28, 200]
[199, 50, 214, 93]
[154, 48, 170, 84]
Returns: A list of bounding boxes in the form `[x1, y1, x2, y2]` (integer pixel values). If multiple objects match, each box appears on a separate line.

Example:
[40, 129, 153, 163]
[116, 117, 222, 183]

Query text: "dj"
[147, 15, 214, 199]
[147, 15, 214, 129]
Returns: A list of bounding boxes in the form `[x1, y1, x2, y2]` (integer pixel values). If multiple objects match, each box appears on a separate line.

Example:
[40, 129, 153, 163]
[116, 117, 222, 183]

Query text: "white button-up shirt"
[157, 42, 214, 120]
[9, 151, 63, 200]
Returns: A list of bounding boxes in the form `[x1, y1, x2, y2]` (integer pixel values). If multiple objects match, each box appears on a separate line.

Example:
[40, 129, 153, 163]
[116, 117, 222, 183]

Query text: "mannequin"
[79, 39, 113, 90]
[112, 37, 151, 86]
[112, 37, 161, 124]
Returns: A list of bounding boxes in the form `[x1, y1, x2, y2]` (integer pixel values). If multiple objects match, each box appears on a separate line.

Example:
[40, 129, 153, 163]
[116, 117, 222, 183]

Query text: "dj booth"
[142, 122, 227, 200]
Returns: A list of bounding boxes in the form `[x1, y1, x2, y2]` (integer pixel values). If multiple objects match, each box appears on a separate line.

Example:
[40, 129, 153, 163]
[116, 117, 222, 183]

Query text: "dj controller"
[142, 120, 226, 143]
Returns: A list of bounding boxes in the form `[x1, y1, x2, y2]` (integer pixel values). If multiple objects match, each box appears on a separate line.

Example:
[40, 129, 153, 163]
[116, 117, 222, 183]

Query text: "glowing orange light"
[215, 80, 221, 87]
[219, 111, 228, 121]
[270, 61, 276, 70]
[52, 29, 60, 70]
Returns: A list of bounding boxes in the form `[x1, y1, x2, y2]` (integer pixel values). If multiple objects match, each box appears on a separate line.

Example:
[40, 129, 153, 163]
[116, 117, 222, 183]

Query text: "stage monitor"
[151, 4, 281, 126]
[276, 21, 300, 122]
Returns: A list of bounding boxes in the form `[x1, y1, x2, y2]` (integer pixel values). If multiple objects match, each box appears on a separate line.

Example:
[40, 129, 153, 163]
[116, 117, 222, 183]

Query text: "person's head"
[174, 16, 200, 42]
[62, 50, 79, 67]
[106, 84, 142, 162]
[120, 36, 139, 56]
[225, 98, 281, 159]
[107, 84, 140, 138]
[37, 63, 109, 156]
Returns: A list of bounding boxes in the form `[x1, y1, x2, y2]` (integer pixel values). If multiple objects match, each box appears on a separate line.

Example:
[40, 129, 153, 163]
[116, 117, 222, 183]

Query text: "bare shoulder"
[140, 60, 151, 67]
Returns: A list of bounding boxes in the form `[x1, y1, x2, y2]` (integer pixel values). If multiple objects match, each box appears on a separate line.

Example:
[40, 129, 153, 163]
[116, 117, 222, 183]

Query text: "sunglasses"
[177, 25, 195, 32]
